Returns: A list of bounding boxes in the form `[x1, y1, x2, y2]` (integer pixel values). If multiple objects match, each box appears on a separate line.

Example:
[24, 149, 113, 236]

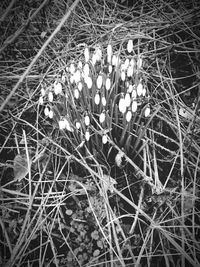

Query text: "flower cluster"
[39, 40, 150, 146]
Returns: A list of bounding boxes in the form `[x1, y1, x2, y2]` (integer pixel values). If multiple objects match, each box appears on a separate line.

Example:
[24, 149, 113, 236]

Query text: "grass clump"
[0, 0, 200, 266]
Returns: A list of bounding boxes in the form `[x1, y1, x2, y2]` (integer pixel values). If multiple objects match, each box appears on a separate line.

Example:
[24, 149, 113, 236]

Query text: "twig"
[0, 0, 80, 114]
[0, 0, 16, 23]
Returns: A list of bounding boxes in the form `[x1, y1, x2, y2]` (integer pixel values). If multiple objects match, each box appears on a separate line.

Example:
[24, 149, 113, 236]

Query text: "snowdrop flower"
[94, 93, 100, 105]
[99, 112, 106, 123]
[48, 109, 53, 119]
[97, 75, 103, 89]
[127, 65, 134, 77]
[48, 91, 53, 102]
[78, 61, 83, 69]
[144, 106, 151, 117]
[126, 110, 132, 122]
[127, 39, 133, 53]
[142, 87, 146, 96]
[128, 84, 133, 93]
[124, 93, 131, 107]
[121, 70, 126, 81]
[59, 119, 65, 130]
[39, 96, 44, 105]
[54, 81, 62, 95]
[108, 65, 112, 74]
[84, 46, 90, 63]
[131, 100, 137, 112]
[105, 77, 111, 90]
[78, 82, 83, 91]
[70, 63, 75, 74]
[137, 82, 143, 96]
[75, 121, 81, 129]
[83, 63, 90, 77]
[115, 150, 125, 167]
[102, 134, 108, 144]
[41, 87, 45, 97]
[74, 70, 81, 83]
[137, 56, 143, 69]
[95, 47, 102, 61]
[85, 76, 92, 89]
[102, 96, 106, 106]
[131, 89, 137, 99]
[64, 118, 74, 132]
[74, 89, 79, 99]
[130, 58, 136, 68]
[119, 97, 126, 114]
[107, 44, 112, 58]
[70, 75, 75, 84]
[124, 58, 129, 70]
[92, 53, 97, 65]
[44, 106, 49, 116]
[85, 130, 90, 141]
[84, 114, 90, 126]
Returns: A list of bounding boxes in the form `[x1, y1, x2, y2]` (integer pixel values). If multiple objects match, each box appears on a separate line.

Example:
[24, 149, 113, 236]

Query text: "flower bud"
[127, 39, 133, 53]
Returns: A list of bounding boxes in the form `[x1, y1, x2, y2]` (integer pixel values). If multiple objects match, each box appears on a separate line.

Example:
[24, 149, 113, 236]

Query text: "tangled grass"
[0, 0, 200, 266]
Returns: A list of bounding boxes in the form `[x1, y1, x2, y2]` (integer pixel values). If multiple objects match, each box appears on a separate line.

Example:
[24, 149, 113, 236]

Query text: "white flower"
[128, 84, 133, 93]
[99, 112, 106, 123]
[54, 81, 62, 95]
[119, 97, 126, 113]
[124, 58, 129, 70]
[130, 58, 135, 68]
[85, 76, 92, 89]
[94, 93, 100, 105]
[39, 96, 43, 105]
[137, 82, 143, 96]
[112, 55, 117, 66]
[144, 106, 150, 117]
[121, 70, 126, 81]
[78, 82, 83, 91]
[78, 61, 83, 69]
[83, 63, 90, 76]
[127, 65, 134, 77]
[64, 118, 74, 132]
[84, 46, 90, 62]
[74, 70, 81, 83]
[44, 106, 49, 116]
[48, 109, 53, 119]
[124, 93, 131, 107]
[92, 53, 97, 65]
[107, 44, 112, 58]
[137, 56, 143, 69]
[95, 47, 102, 61]
[70, 75, 75, 84]
[74, 89, 79, 99]
[131, 89, 137, 99]
[105, 77, 111, 90]
[84, 115, 90, 126]
[48, 91, 53, 102]
[96, 75, 103, 89]
[85, 130, 90, 141]
[131, 100, 137, 112]
[126, 110, 132, 122]
[41, 87, 45, 97]
[76, 121, 81, 129]
[102, 134, 108, 144]
[70, 63, 75, 74]
[142, 87, 146, 96]
[115, 150, 125, 167]
[127, 39, 133, 53]
[101, 96, 106, 106]
[59, 119, 65, 130]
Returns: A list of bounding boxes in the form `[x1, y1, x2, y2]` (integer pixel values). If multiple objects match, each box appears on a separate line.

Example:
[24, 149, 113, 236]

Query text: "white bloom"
[70, 75, 75, 84]
[142, 87, 146, 96]
[74, 89, 79, 99]
[48, 109, 53, 119]
[127, 39, 133, 53]
[59, 119, 65, 130]
[48, 91, 53, 102]
[85, 76, 92, 89]
[70, 63, 75, 74]
[78, 82, 83, 91]
[74, 70, 81, 83]
[126, 110, 132, 122]
[99, 112, 106, 123]
[84, 115, 90, 126]
[137, 82, 143, 96]
[85, 130, 90, 141]
[64, 118, 74, 132]
[105, 77, 111, 90]
[44, 106, 49, 116]
[112, 55, 117, 66]
[119, 97, 126, 113]
[54, 81, 62, 95]
[131, 89, 137, 99]
[127, 65, 134, 77]
[96, 75, 103, 89]
[39, 96, 43, 105]
[78, 61, 83, 69]
[124, 93, 131, 107]
[95, 47, 102, 61]
[83, 63, 90, 76]
[94, 93, 100, 105]
[102, 96, 106, 106]
[121, 70, 126, 81]
[75, 121, 81, 129]
[130, 58, 135, 68]
[41, 87, 45, 97]
[131, 100, 137, 112]
[144, 106, 150, 117]
[128, 84, 133, 93]
[84, 46, 90, 62]
[107, 44, 112, 58]
[108, 64, 112, 73]
[92, 53, 97, 65]
[124, 58, 129, 69]
[102, 134, 108, 144]
[115, 150, 125, 167]
[137, 56, 143, 69]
